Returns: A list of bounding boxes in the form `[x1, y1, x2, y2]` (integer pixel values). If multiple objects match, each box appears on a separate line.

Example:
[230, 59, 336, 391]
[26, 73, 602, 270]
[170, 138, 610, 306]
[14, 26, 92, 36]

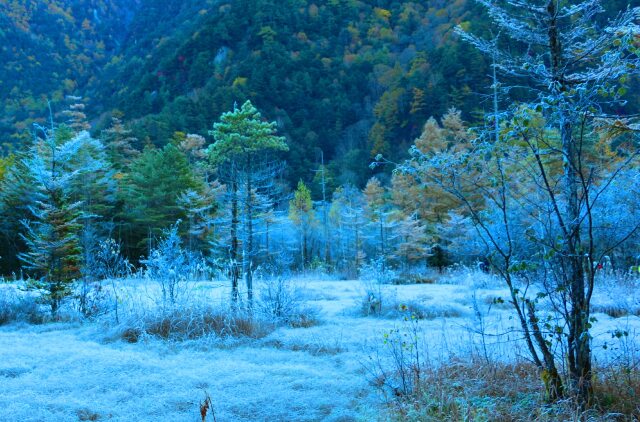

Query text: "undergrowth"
[116, 305, 276, 343]
[385, 359, 640, 421]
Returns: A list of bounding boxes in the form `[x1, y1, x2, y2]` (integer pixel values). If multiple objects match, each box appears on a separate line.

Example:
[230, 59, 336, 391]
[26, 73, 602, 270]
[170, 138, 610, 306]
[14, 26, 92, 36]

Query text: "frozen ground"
[1, 272, 639, 421]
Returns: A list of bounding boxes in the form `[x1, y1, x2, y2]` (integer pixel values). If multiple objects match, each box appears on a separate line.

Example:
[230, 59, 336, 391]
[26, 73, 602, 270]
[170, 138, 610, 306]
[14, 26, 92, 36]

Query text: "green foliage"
[20, 192, 82, 315]
[289, 180, 314, 224]
[208, 100, 288, 164]
[1, 0, 635, 187]
[0, 152, 35, 272]
[121, 143, 199, 251]
[289, 180, 316, 266]
[0, 155, 13, 182]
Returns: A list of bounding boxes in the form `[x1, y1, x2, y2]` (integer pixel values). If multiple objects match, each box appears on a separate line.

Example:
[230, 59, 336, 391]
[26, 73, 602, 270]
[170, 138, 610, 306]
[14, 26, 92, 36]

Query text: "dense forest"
[0, 0, 492, 188]
[1, 0, 638, 272]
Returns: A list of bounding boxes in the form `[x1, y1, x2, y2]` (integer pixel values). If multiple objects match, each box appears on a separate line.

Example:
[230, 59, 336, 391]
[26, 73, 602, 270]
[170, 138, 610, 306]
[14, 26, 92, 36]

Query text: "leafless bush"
[365, 310, 425, 398]
[257, 276, 321, 328]
[359, 258, 397, 317]
[142, 222, 206, 306]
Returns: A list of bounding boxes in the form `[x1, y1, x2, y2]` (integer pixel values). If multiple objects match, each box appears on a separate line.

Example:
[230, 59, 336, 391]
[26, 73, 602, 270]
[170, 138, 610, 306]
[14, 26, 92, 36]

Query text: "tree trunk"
[230, 164, 239, 306]
[245, 157, 254, 308]
[547, 0, 592, 402]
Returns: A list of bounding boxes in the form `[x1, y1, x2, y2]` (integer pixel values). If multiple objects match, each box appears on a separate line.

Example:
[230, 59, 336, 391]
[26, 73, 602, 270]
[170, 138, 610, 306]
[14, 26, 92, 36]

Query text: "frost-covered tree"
[92, 238, 132, 323]
[362, 176, 402, 268]
[142, 221, 194, 305]
[63, 130, 117, 284]
[18, 123, 83, 315]
[430, 0, 640, 402]
[178, 188, 216, 253]
[330, 184, 366, 276]
[208, 100, 288, 306]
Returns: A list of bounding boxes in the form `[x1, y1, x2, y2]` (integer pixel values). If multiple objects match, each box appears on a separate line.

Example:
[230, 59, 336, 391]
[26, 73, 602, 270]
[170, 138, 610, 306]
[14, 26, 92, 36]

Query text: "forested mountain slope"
[0, 0, 138, 142]
[0, 0, 635, 184]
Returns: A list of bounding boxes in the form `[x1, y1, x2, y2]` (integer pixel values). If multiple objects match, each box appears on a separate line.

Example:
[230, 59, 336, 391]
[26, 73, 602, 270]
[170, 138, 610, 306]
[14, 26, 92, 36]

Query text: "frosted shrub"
[0, 284, 45, 325]
[114, 304, 276, 343]
[142, 222, 203, 305]
[89, 238, 133, 321]
[360, 257, 396, 316]
[93, 238, 132, 280]
[367, 310, 425, 398]
[257, 276, 320, 328]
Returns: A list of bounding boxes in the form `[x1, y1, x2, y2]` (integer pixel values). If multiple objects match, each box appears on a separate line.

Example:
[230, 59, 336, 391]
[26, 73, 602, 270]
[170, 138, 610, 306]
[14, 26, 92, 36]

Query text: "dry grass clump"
[117, 305, 276, 343]
[262, 339, 346, 356]
[76, 408, 101, 421]
[591, 364, 640, 418]
[0, 287, 47, 325]
[286, 310, 321, 328]
[386, 359, 640, 421]
[392, 273, 438, 285]
[590, 303, 640, 319]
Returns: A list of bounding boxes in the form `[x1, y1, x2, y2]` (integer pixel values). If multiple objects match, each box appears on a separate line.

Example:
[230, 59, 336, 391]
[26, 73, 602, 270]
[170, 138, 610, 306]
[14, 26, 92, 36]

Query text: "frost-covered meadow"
[2, 268, 639, 421]
[1, 0, 640, 419]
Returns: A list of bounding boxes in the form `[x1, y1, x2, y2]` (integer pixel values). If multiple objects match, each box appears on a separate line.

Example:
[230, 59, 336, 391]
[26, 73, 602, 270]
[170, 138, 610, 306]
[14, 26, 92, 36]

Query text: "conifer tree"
[122, 143, 199, 255]
[208, 100, 288, 306]
[100, 117, 140, 173]
[0, 154, 34, 272]
[178, 188, 216, 253]
[363, 177, 393, 260]
[330, 184, 366, 276]
[19, 124, 83, 315]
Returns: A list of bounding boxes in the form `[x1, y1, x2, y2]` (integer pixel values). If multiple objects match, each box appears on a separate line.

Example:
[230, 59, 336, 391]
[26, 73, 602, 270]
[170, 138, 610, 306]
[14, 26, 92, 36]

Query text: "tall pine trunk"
[230, 163, 239, 305]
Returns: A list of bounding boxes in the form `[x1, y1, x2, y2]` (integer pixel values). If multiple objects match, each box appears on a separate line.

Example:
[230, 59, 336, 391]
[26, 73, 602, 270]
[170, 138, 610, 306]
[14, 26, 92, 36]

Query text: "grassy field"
[1, 270, 639, 421]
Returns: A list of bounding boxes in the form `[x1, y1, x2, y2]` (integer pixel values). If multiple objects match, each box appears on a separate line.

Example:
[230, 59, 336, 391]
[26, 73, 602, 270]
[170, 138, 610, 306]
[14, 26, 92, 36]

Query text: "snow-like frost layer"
[1, 274, 639, 421]
[0, 323, 374, 421]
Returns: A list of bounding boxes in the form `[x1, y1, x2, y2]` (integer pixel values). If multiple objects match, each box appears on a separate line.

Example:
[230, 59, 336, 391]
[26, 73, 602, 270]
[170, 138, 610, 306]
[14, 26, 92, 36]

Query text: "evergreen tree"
[0, 154, 35, 273]
[122, 143, 199, 256]
[100, 117, 140, 173]
[208, 100, 288, 306]
[18, 125, 83, 315]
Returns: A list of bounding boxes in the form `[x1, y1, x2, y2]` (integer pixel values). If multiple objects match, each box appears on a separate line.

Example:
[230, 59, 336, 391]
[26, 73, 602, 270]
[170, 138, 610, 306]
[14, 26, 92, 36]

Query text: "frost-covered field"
[1, 271, 639, 421]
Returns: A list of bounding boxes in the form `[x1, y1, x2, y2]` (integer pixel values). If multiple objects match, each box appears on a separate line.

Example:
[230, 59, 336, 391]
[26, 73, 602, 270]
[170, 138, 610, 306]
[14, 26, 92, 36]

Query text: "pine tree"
[0, 153, 35, 273]
[122, 143, 199, 255]
[208, 100, 288, 306]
